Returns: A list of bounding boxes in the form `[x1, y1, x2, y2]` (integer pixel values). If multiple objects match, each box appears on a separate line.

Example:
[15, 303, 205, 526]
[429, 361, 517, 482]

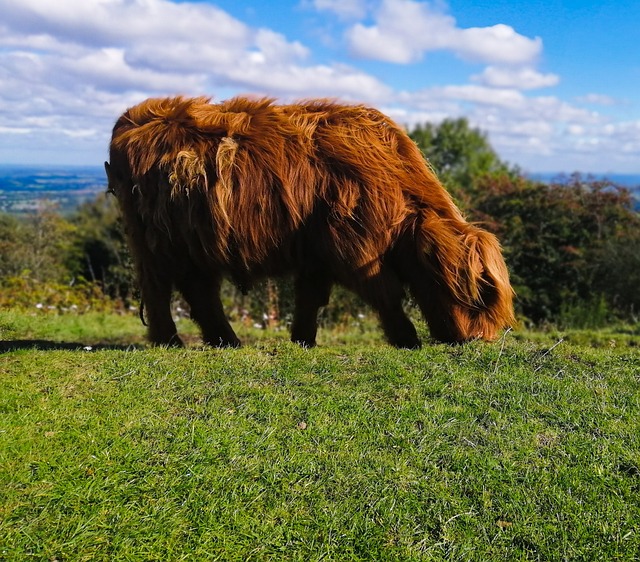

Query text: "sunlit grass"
[1, 309, 639, 560]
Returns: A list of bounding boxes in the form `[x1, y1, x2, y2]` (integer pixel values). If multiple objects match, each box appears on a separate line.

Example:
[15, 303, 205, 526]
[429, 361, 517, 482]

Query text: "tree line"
[1, 119, 639, 330]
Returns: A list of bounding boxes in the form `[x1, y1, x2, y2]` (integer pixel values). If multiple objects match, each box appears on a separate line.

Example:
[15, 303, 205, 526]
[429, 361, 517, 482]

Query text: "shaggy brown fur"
[106, 96, 514, 348]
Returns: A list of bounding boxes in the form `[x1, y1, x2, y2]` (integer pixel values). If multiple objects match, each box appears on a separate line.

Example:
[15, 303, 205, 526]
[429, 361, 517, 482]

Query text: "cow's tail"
[139, 299, 147, 327]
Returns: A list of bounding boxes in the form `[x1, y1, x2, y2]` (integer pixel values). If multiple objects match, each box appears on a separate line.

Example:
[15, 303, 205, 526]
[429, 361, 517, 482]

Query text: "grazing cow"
[105, 96, 514, 348]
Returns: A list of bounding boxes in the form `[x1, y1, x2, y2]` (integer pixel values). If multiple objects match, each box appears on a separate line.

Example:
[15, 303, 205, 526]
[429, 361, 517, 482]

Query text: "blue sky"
[0, 0, 638, 173]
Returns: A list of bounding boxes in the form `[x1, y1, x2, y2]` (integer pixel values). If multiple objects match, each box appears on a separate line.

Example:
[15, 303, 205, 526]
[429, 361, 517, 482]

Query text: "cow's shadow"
[0, 339, 143, 353]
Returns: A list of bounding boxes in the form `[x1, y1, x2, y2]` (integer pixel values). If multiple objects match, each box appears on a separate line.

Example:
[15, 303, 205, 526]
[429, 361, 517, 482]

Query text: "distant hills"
[528, 172, 640, 189]
[0, 165, 107, 215]
[529, 172, 640, 211]
[0, 164, 638, 216]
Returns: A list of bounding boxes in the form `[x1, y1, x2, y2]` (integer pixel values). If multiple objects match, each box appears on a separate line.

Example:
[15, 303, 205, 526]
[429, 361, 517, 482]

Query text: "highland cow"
[105, 96, 514, 348]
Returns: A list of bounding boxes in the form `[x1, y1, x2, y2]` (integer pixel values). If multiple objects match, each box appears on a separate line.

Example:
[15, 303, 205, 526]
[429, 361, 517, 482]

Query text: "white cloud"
[0, 126, 32, 134]
[254, 29, 309, 62]
[61, 127, 98, 138]
[390, 82, 629, 172]
[309, 0, 368, 20]
[455, 24, 541, 65]
[0, 0, 307, 87]
[347, 0, 457, 63]
[576, 93, 617, 106]
[0, 0, 250, 48]
[446, 85, 526, 108]
[0, 0, 389, 102]
[567, 124, 585, 136]
[382, 106, 458, 129]
[472, 66, 560, 90]
[0, 0, 394, 159]
[0, 0, 636, 172]
[347, 0, 542, 65]
[57, 48, 206, 92]
[224, 60, 392, 101]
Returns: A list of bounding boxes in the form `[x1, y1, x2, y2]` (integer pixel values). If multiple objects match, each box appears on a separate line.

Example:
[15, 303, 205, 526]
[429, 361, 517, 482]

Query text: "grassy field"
[1, 309, 639, 561]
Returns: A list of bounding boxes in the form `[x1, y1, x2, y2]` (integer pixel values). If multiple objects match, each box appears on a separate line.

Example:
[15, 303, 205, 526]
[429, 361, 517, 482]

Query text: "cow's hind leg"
[140, 270, 183, 347]
[290, 271, 333, 347]
[177, 273, 241, 348]
[356, 268, 420, 349]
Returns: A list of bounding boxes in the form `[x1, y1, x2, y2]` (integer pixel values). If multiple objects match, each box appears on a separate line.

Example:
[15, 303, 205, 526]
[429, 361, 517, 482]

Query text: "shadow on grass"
[0, 339, 144, 352]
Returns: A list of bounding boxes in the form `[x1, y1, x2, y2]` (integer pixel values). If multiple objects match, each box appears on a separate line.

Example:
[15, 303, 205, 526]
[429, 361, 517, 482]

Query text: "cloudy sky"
[1, 0, 638, 173]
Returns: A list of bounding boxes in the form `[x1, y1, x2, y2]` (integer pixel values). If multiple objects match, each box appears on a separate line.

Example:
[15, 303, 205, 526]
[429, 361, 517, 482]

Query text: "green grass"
[0, 309, 150, 346]
[1, 309, 640, 560]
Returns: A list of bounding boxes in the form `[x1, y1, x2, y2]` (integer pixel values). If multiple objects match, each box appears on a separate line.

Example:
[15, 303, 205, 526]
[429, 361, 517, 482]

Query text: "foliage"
[0, 213, 21, 278]
[0, 205, 75, 282]
[0, 276, 125, 314]
[408, 117, 516, 204]
[67, 193, 135, 301]
[1, 313, 640, 560]
[0, 196, 136, 307]
[471, 173, 640, 324]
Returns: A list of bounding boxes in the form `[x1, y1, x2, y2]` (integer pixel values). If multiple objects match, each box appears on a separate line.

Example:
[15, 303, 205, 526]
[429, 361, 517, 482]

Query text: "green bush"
[67, 194, 135, 302]
[0, 275, 126, 314]
[471, 173, 640, 325]
[0, 207, 75, 282]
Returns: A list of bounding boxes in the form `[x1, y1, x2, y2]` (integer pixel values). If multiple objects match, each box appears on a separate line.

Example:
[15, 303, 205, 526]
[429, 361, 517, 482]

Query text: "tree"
[67, 194, 134, 300]
[473, 173, 640, 324]
[409, 118, 515, 204]
[0, 205, 75, 282]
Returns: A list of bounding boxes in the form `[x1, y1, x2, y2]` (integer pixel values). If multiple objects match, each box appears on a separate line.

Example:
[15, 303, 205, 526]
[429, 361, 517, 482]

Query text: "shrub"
[473, 173, 640, 325]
